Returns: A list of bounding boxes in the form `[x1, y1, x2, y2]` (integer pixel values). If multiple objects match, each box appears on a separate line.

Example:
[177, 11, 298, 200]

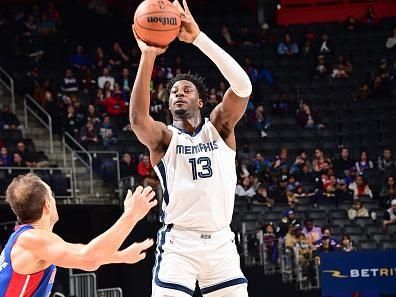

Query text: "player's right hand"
[132, 25, 168, 56]
[124, 186, 157, 221]
[119, 238, 154, 264]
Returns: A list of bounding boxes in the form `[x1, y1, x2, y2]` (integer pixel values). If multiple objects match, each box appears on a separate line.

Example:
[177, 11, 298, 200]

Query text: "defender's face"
[169, 80, 203, 118]
[44, 183, 59, 225]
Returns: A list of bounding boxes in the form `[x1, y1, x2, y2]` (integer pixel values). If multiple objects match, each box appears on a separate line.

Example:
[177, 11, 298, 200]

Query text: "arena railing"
[63, 132, 94, 197]
[73, 150, 121, 198]
[0, 167, 74, 199]
[69, 269, 97, 297]
[0, 66, 15, 113]
[97, 288, 123, 297]
[24, 94, 53, 154]
[241, 222, 264, 266]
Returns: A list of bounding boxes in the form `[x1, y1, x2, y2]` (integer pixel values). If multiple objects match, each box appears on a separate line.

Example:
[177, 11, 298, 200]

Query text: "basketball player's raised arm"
[174, 0, 252, 128]
[18, 186, 157, 271]
[129, 28, 171, 152]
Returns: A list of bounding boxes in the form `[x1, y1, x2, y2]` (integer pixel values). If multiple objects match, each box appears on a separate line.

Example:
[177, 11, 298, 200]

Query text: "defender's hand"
[173, 0, 200, 43]
[119, 238, 154, 264]
[132, 25, 168, 56]
[124, 186, 157, 221]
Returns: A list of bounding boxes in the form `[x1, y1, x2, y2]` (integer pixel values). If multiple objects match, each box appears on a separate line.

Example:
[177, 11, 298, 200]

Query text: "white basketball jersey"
[154, 118, 237, 232]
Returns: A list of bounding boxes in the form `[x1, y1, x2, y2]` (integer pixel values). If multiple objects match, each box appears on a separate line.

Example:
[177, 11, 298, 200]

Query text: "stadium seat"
[370, 233, 392, 243]
[343, 225, 363, 235]
[380, 240, 396, 250]
[359, 241, 378, 250]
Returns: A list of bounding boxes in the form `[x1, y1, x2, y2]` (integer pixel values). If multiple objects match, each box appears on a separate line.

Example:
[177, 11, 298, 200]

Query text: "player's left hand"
[173, 0, 200, 43]
[119, 238, 154, 264]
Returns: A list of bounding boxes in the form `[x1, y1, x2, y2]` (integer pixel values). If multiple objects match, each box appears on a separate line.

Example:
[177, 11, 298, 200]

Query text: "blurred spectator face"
[122, 68, 129, 77]
[103, 68, 110, 76]
[1, 147, 7, 155]
[88, 105, 95, 114]
[287, 211, 295, 220]
[103, 116, 110, 125]
[76, 45, 83, 54]
[265, 225, 274, 234]
[315, 149, 323, 159]
[255, 153, 263, 161]
[387, 176, 395, 186]
[17, 142, 25, 152]
[304, 220, 313, 231]
[13, 153, 22, 164]
[302, 103, 310, 114]
[353, 201, 362, 210]
[360, 151, 368, 161]
[113, 42, 120, 51]
[322, 228, 331, 237]
[104, 81, 111, 91]
[122, 153, 132, 164]
[65, 69, 73, 78]
[242, 177, 250, 187]
[284, 34, 291, 43]
[321, 161, 331, 171]
[258, 187, 267, 197]
[356, 175, 364, 186]
[221, 25, 229, 35]
[280, 149, 288, 161]
[384, 149, 392, 159]
[142, 155, 150, 166]
[342, 235, 351, 246]
[341, 148, 349, 159]
[392, 201, 396, 212]
[67, 105, 75, 114]
[256, 105, 264, 114]
[86, 122, 94, 130]
[322, 33, 328, 41]
[302, 164, 309, 174]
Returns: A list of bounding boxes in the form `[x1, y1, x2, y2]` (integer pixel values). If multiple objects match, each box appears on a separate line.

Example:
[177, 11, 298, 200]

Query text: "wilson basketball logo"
[147, 16, 177, 26]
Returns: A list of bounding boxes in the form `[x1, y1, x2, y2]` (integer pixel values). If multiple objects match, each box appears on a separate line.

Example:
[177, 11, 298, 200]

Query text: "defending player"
[0, 173, 157, 296]
[129, 0, 252, 296]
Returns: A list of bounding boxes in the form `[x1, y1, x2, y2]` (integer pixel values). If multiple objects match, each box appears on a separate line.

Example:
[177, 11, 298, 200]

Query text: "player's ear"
[198, 98, 204, 108]
[43, 198, 51, 214]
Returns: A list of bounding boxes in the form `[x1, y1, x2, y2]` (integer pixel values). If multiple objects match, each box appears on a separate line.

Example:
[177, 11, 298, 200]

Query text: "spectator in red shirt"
[137, 154, 152, 179]
[99, 89, 127, 116]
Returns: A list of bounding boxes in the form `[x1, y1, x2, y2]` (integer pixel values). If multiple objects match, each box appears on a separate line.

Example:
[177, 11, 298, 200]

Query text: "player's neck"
[30, 217, 52, 231]
[173, 116, 202, 134]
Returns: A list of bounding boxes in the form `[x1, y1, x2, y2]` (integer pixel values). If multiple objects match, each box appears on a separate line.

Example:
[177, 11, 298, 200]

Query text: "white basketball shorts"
[151, 224, 248, 297]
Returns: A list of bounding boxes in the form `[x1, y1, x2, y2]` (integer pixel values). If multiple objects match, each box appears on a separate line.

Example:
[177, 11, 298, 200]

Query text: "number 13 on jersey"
[188, 157, 213, 180]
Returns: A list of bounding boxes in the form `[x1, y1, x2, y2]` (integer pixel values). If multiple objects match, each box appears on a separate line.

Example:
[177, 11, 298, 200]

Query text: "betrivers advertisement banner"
[320, 250, 396, 297]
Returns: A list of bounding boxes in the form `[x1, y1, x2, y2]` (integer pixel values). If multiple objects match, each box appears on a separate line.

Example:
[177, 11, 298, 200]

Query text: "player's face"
[169, 80, 203, 118]
[44, 183, 59, 225]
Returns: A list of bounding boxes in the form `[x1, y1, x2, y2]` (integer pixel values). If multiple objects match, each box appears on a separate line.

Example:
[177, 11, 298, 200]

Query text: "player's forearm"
[129, 52, 156, 126]
[84, 213, 138, 260]
[193, 32, 252, 98]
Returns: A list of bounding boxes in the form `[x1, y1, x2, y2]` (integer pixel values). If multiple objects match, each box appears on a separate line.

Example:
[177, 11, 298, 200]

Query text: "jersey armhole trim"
[206, 119, 236, 154]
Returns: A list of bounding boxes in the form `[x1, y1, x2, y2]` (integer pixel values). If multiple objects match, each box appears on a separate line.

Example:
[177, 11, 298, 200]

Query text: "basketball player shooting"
[130, 0, 252, 296]
[0, 174, 157, 296]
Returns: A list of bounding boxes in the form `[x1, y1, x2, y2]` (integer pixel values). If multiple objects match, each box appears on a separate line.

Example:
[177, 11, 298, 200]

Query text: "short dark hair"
[166, 73, 208, 102]
[5, 173, 49, 223]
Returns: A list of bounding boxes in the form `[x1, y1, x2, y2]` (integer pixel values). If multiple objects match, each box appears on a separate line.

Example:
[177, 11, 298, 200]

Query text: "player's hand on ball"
[173, 0, 200, 43]
[124, 186, 157, 221]
[120, 238, 154, 264]
[132, 25, 168, 56]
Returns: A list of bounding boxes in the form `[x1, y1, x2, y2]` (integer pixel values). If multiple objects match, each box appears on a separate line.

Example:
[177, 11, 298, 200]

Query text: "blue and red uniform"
[0, 225, 57, 297]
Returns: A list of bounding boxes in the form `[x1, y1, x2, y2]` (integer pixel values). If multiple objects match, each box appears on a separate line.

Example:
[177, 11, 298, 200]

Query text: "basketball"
[134, 0, 181, 47]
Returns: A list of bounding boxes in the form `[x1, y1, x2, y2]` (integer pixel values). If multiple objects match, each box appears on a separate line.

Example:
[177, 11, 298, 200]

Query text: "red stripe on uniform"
[5, 270, 44, 297]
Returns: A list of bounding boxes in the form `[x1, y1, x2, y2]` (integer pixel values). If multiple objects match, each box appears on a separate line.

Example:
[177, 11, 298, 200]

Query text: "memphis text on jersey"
[176, 140, 219, 155]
